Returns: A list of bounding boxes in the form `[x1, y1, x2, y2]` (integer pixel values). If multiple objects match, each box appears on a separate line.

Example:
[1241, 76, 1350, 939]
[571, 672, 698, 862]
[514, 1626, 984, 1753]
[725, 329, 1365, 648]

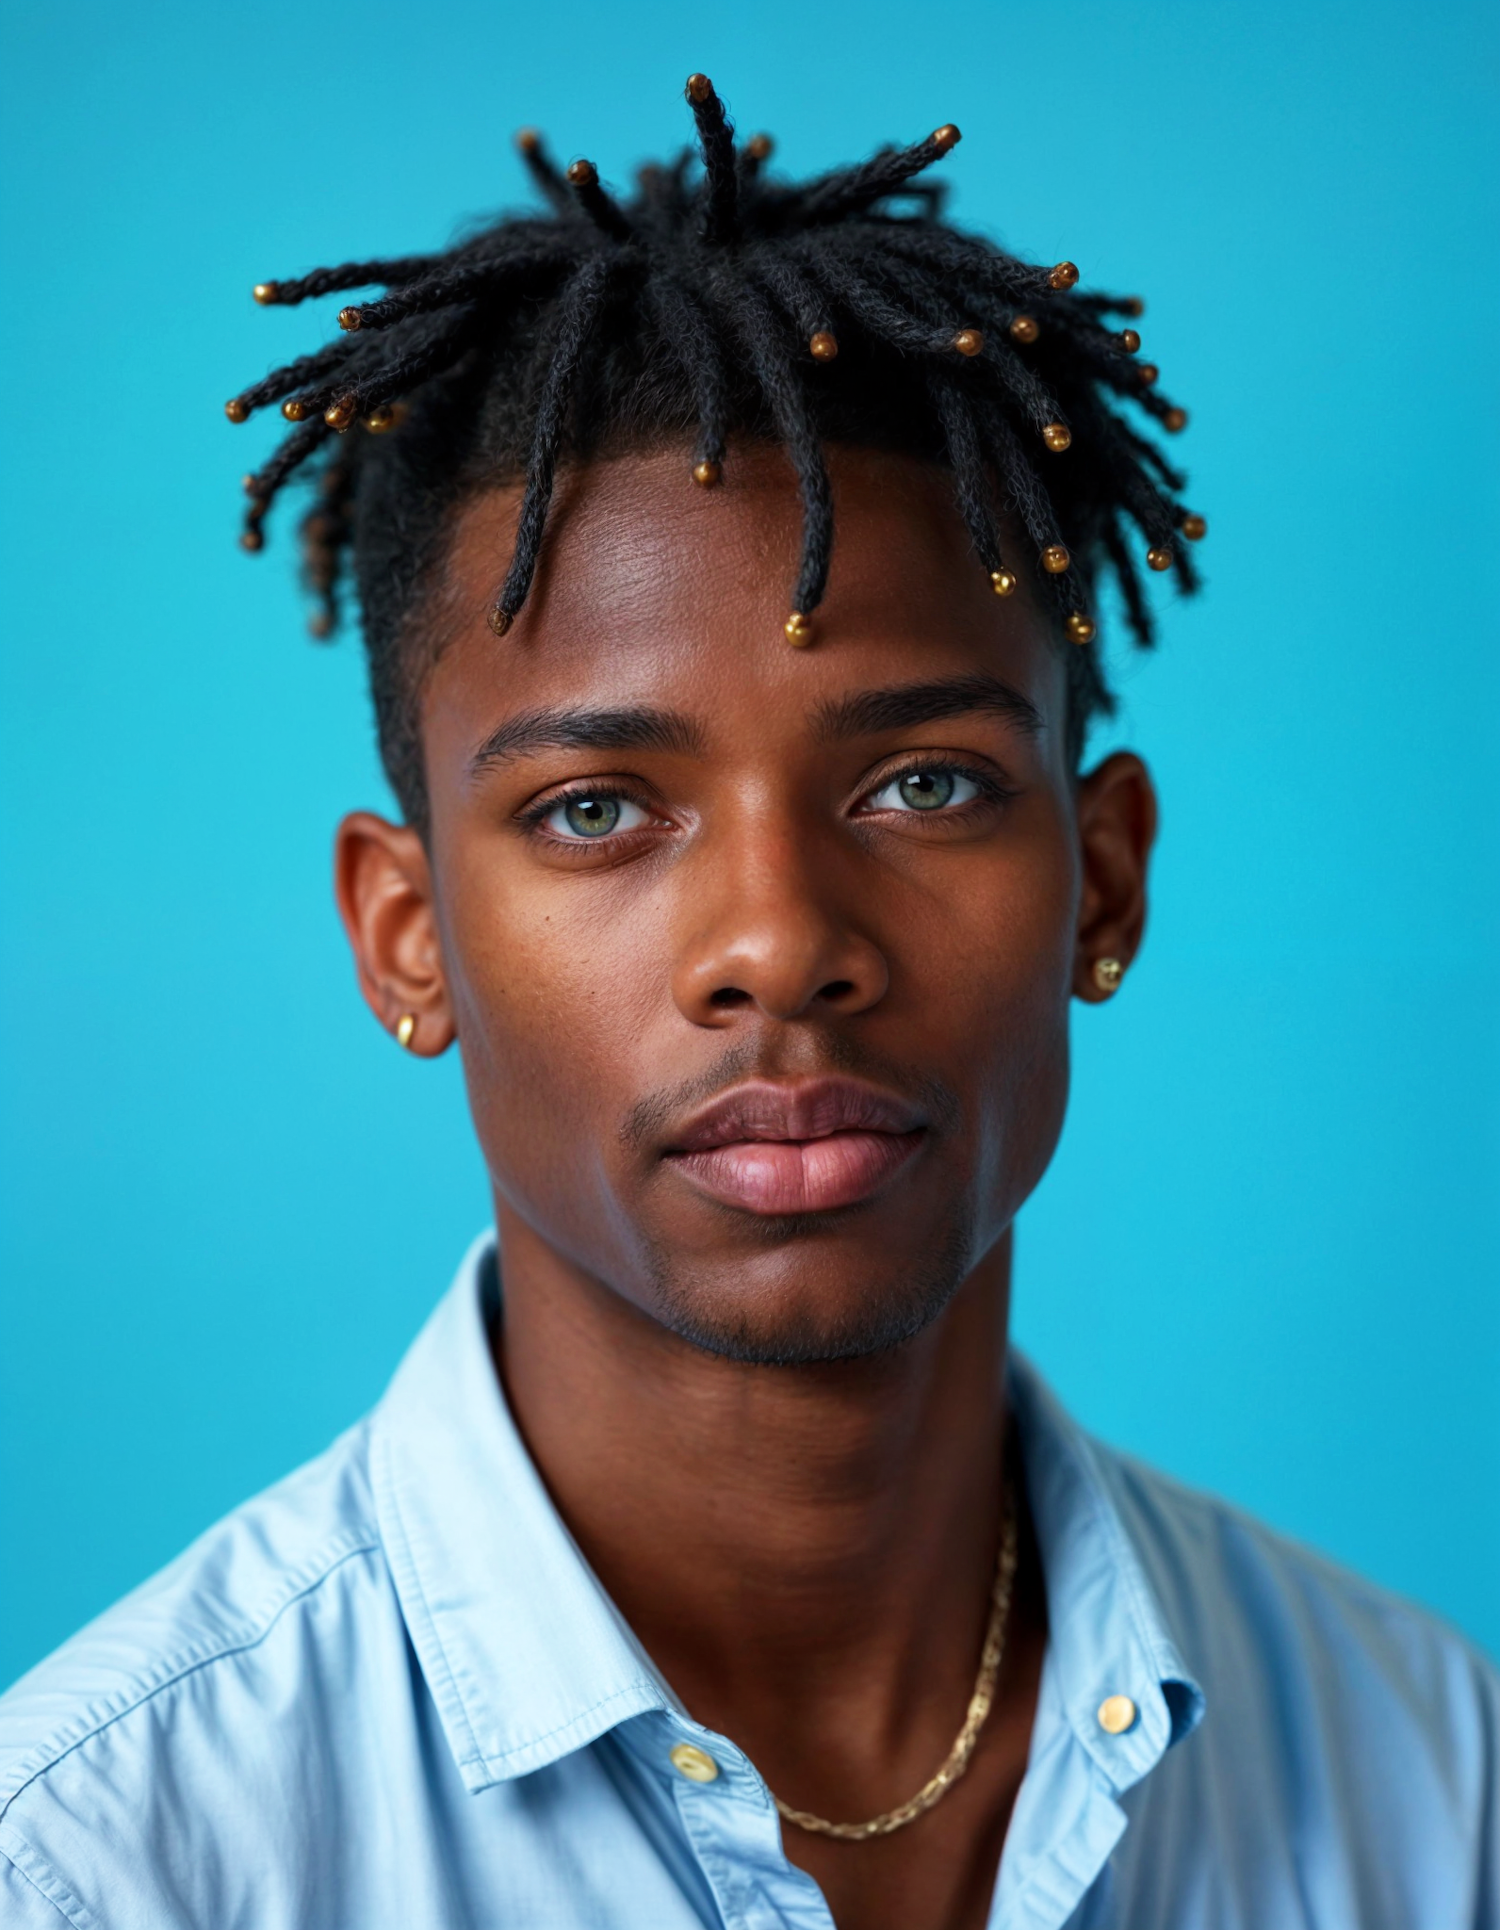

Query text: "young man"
[1, 78, 1494, 1930]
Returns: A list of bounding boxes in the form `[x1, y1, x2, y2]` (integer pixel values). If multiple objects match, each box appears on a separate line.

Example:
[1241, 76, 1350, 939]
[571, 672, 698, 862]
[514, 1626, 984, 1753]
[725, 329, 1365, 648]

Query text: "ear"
[334, 812, 456, 1056]
[1071, 752, 1158, 1003]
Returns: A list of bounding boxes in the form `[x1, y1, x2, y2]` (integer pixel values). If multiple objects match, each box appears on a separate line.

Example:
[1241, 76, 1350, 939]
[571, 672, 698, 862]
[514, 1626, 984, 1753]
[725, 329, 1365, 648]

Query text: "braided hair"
[227, 74, 1205, 829]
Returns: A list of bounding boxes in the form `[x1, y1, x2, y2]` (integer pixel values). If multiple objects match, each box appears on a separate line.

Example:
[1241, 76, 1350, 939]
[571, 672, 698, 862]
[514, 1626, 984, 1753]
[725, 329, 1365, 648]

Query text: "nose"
[671, 821, 890, 1026]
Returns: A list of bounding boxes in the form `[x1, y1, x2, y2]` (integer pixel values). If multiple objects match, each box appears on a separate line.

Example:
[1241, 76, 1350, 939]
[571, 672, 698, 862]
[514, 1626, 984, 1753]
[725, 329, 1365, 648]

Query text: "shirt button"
[669, 1742, 720, 1784]
[1097, 1694, 1138, 1735]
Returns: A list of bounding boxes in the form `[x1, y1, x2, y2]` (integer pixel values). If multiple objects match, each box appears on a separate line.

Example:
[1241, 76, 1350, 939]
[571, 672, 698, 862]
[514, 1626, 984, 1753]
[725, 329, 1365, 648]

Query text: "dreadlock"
[227, 74, 1205, 830]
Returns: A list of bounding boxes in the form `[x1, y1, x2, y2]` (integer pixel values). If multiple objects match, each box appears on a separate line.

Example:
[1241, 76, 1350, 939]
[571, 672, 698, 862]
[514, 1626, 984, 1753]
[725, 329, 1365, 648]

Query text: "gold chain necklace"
[771, 1476, 1020, 1841]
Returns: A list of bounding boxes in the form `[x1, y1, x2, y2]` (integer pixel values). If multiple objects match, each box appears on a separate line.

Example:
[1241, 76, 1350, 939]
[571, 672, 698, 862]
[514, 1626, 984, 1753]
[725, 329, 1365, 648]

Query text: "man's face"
[342, 442, 1151, 1362]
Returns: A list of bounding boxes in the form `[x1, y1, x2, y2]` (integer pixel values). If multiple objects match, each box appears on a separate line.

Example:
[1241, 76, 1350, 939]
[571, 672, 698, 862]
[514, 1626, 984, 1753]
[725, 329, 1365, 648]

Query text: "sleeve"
[0, 1837, 91, 1928]
[1475, 1655, 1500, 1930]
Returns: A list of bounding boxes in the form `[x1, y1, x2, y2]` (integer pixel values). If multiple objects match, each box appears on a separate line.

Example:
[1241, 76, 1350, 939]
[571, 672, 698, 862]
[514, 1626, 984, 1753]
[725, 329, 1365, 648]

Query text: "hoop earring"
[1092, 957, 1124, 995]
[395, 1013, 417, 1050]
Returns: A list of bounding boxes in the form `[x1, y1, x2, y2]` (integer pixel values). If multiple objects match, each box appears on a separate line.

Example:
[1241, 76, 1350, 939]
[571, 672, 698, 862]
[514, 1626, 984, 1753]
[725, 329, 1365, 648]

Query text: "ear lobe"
[333, 811, 457, 1054]
[1071, 752, 1157, 1003]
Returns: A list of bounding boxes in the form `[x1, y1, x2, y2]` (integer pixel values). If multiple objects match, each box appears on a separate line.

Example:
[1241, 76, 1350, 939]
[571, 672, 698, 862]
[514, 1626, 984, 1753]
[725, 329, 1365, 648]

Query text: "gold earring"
[395, 1013, 417, 1050]
[1092, 957, 1124, 994]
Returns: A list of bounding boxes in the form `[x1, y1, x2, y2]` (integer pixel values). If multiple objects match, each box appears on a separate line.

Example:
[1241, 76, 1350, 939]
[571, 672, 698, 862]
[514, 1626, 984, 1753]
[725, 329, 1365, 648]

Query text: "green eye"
[562, 796, 620, 837]
[542, 793, 652, 840]
[869, 768, 982, 813]
[897, 770, 957, 811]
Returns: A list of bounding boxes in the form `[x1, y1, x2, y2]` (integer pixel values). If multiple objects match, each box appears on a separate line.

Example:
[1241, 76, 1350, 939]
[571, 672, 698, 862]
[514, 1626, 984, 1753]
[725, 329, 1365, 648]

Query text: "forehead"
[420, 441, 1069, 762]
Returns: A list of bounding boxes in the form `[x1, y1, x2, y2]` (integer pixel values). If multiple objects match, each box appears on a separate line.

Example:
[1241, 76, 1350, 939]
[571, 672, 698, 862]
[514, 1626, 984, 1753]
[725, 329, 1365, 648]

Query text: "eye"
[867, 768, 982, 814]
[543, 793, 651, 840]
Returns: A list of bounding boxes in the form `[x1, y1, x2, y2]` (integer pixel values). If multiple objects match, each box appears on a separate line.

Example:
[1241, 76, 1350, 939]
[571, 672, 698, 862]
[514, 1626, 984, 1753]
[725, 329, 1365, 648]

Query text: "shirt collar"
[370, 1233, 676, 1791]
[372, 1233, 1203, 1795]
[1008, 1354, 1205, 1791]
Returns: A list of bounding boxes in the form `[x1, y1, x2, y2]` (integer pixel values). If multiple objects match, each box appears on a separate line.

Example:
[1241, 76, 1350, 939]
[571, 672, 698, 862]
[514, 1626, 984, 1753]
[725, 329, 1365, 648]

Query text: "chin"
[643, 1205, 975, 1367]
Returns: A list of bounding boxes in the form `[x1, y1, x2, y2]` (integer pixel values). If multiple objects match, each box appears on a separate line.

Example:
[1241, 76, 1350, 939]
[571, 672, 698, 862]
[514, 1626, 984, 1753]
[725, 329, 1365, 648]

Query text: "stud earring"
[1092, 958, 1124, 994]
[395, 1013, 417, 1050]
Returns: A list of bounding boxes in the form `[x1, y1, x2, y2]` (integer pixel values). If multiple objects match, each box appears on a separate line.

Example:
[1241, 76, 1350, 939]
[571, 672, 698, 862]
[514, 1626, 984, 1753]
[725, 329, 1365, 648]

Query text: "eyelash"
[519, 757, 1012, 842]
[517, 782, 653, 833]
[862, 758, 1013, 815]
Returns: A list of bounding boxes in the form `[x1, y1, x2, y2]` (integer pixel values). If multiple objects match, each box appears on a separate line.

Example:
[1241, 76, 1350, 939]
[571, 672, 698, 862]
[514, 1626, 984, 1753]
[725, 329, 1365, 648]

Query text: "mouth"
[662, 1077, 928, 1216]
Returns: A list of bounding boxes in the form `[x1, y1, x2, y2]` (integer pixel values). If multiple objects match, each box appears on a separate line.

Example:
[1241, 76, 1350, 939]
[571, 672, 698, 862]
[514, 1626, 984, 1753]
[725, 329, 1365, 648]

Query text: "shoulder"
[1091, 1437, 1500, 1892]
[0, 1422, 402, 1916]
[1103, 1442, 1498, 1729]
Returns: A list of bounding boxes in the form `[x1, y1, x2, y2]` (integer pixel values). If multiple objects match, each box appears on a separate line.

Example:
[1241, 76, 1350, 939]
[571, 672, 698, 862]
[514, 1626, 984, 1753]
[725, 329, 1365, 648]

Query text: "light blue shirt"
[2, 1234, 1497, 1928]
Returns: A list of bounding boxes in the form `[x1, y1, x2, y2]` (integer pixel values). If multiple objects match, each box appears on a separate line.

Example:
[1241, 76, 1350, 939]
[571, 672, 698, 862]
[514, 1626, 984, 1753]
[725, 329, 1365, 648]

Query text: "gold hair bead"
[1119, 329, 1141, 353]
[515, 127, 541, 153]
[809, 330, 839, 361]
[395, 1013, 417, 1050]
[931, 123, 962, 153]
[308, 610, 334, 640]
[1146, 545, 1173, 571]
[364, 406, 396, 433]
[1092, 956, 1124, 993]
[282, 399, 310, 422]
[1008, 314, 1040, 344]
[567, 158, 598, 187]
[952, 328, 984, 357]
[338, 306, 363, 332]
[225, 398, 250, 424]
[1137, 362, 1159, 387]
[1180, 512, 1208, 541]
[1163, 406, 1188, 433]
[1041, 544, 1071, 574]
[324, 395, 357, 431]
[1048, 260, 1080, 291]
[1042, 421, 1072, 452]
[784, 611, 814, 646]
[1065, 612, 1096, 645]
[747, 132, 773, 160]
[240, 526, 265, 553]
[488, 605, 513, 637]
[692, 458, 722, 486]
[990, 569, 1018, 597]
[685, 73, 713, 104]
[252, 282, 279, 305]
[1120, 296, 1145, 318]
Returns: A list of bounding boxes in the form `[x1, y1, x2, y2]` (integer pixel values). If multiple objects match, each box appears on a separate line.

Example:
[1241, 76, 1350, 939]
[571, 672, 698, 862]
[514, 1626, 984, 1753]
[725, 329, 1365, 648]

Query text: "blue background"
[2, 0, 1497, 1685]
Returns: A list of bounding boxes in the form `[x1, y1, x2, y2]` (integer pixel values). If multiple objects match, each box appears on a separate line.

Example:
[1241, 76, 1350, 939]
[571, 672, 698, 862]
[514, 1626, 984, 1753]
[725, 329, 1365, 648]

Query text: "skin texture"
[336, 441, 1156, 1930]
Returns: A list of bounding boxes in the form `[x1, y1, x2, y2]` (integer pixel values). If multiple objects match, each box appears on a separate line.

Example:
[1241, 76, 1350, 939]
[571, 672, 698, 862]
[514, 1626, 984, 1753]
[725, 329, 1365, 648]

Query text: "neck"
[492, 1205, 1017, 1770]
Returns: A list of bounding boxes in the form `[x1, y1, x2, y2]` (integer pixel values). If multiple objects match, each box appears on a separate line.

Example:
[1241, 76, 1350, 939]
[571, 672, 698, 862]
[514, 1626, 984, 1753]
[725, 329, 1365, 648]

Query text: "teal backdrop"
[2, 0, 1497, 1684]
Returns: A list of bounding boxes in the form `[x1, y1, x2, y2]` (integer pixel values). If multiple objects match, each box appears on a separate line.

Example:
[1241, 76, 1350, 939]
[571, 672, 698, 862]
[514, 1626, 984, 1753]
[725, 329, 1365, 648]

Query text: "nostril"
[709, 986, 751, 1009]
[818, 980, 856, 1003]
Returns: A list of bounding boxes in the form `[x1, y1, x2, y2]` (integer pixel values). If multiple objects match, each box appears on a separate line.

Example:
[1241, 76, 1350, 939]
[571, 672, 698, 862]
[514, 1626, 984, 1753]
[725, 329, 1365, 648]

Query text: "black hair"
[227, 75, 1204, 830]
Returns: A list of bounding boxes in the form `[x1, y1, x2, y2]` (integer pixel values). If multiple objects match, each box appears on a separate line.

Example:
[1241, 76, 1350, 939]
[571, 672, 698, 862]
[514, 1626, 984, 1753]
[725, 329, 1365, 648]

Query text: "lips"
[663, 1078, 927, 1216]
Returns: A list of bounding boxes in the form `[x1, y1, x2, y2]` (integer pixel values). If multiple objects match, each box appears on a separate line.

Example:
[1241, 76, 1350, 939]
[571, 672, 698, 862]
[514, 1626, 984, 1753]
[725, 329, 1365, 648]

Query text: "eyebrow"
[468, 704, 705, 774]
[468, 672, 1043, 777]
[812, 674, 1045, 742]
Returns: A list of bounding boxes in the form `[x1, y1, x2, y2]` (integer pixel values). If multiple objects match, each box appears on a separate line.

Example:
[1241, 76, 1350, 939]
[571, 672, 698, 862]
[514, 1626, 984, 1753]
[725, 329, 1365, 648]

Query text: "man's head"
[231, 80, 1191, 1363]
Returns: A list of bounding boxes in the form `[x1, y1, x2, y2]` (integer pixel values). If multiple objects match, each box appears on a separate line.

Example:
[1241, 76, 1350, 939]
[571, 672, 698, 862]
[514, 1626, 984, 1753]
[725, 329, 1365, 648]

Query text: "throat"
[492, 1203, 1019, 1745]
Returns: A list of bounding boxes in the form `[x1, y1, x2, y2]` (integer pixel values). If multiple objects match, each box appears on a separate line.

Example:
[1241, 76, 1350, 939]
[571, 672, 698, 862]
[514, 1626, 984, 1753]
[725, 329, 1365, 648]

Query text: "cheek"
[432, 828, 671, 1196]
[925, 811, 1078, 1210]
[897, 787, 1078, 1021]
